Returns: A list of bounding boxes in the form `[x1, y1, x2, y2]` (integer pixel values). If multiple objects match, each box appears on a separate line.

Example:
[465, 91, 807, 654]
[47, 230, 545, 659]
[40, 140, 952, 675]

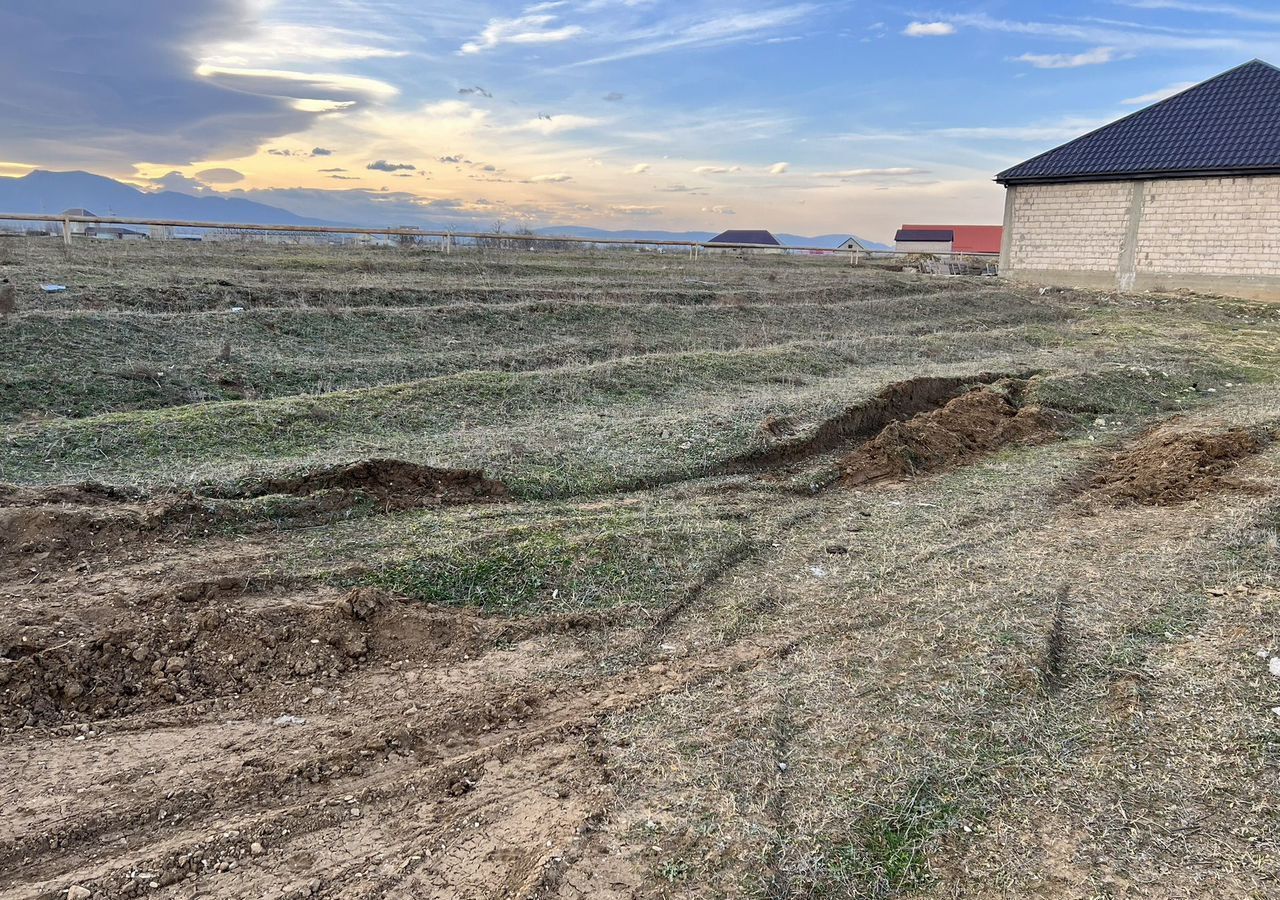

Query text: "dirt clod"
[1089, 423, 1271, 505]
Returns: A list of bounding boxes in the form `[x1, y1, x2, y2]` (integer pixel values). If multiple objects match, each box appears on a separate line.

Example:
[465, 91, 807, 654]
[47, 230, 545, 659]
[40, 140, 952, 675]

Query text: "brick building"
[997, 59, 1280, 301]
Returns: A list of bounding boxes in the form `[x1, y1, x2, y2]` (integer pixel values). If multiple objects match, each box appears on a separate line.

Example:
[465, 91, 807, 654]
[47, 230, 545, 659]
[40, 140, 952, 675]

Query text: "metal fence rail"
[0, 212, 999, 260]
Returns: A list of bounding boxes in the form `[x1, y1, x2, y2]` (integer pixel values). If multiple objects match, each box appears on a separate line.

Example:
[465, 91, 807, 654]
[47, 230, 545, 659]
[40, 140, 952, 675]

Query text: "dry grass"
[0, 239, 1278, 898]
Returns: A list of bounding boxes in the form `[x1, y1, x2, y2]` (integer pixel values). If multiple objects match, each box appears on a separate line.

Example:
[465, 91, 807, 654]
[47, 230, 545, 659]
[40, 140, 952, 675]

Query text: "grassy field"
[0, 239, 1277, 899]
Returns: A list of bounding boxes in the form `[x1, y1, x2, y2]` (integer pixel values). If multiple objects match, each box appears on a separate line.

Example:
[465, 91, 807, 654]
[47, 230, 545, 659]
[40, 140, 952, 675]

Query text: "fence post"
[63, 215, 72, 247]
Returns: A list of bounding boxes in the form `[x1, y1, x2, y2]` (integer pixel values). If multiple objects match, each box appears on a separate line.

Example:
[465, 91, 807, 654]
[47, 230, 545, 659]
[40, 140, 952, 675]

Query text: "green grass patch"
[326, 501, 750, 615]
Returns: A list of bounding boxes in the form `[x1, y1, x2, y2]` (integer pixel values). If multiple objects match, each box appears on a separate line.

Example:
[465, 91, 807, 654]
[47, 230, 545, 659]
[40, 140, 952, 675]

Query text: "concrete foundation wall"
[999, 174, 1280, 301]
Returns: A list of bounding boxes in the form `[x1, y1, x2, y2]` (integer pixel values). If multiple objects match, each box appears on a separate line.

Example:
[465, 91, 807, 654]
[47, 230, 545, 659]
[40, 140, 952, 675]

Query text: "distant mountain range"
[0, 169, 891, 249]
[0, 170, 334, 227]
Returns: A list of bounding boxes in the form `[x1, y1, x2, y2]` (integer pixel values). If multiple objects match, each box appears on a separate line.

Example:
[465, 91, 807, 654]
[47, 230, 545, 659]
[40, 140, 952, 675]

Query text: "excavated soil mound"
[1088, 424, 1271, 505]
[842, 388, 1061, 485]
[0, 587, 380, 727]
[725, 372, 1023, 473]
[219, 459, 508, 508]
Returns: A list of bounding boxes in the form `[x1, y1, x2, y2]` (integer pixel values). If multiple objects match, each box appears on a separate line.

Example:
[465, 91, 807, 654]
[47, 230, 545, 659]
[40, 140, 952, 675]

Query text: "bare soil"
[213, 459, 509, 507]
[841, 387, 1063, 486]
[1088, 420, 1273, 505]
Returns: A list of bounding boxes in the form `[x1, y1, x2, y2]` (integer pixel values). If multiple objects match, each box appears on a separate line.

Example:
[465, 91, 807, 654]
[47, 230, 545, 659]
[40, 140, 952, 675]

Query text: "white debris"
[1269, 657, 1280, 678]
[41, 284, 67, 293]
[272, 715, 307, 727]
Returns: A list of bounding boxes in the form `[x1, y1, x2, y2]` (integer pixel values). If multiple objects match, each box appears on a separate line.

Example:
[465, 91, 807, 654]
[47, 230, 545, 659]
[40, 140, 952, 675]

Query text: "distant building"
[84, 225, 147, 241]
[902, 225, 1002, 255]
[707, 229, 782, 246]
[997, 59, 1280, 300]
[59, 208, 97, 236]
[895, 226, 1002, 255]
[894, 228, 955, 254]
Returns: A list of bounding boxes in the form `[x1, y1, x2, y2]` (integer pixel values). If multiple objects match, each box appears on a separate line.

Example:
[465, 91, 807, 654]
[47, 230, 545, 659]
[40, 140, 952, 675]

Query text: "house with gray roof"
[996, 59, 1280, 301]
[707, 229, 782, 246]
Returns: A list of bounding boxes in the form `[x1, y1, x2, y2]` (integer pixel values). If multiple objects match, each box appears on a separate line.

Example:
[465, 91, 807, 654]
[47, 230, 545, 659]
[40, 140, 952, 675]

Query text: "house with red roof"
[895, 225, 1003, 255]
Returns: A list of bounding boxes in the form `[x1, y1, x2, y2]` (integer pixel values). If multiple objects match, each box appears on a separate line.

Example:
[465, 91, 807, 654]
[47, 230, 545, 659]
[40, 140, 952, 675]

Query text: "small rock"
[250, 841, 264, 856]
[132, 646, 150, 662]
[273, 715, 307, 727]
[67, 887, 91, 900]
[824, 545, 849, 555]
[165, 656, 186, 674]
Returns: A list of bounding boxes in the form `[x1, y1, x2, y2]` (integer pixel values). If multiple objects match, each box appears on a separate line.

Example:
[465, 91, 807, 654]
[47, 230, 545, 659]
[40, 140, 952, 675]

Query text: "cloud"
[603, 91, 625, 101]
[460, 14, 585, 54]
[703, 205, 735, 214]
[194, 167, 244, 184]
[1014, 46, 1118, 68]
[693, 165, 741, 174]
[769, 162, 789, 174]
[655, 184, 704, 193]
[150, 171, 208, 194]
[904, 21, 955, 36]
[609, 204, 663, 215]
[311, 147, 334, 156]
[193, 64, 398, 102]
[1121, 81, 1197, 105]
[568, 6, 817, 66]
[200, 24, 408, 66]
[942, 11, 1251, 52]
[1120, 0, 1280, 24]
[630, 163, 651, 174]
[527, 173, 573, 183]
[0, 2, 369, 168]
[458, 85, 493, 98]
[932, 118, 1104, 141]
[812, 167, 927, 178]
[367, 160, 416, 172]
[319, 167, 347, 172]
[514, 114, 602, 135]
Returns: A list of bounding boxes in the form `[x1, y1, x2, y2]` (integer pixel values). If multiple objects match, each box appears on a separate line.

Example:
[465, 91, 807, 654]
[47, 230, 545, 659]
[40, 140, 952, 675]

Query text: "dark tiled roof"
[997, 60, 1280, 184]
[895, 229, 954, 242]
[707, 229, 781, 245]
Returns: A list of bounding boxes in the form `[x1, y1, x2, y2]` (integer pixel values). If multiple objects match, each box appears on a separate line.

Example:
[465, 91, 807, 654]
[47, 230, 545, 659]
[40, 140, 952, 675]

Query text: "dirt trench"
[724, 372, 1030, 475]
[841, 387, 1065, 486]
[0, 461, 508, 570]
[209, 458, 508, 507]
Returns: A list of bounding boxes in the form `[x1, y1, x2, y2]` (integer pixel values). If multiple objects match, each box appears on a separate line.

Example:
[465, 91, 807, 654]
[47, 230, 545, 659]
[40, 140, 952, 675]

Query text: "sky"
[2, 1, 1280, 241]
